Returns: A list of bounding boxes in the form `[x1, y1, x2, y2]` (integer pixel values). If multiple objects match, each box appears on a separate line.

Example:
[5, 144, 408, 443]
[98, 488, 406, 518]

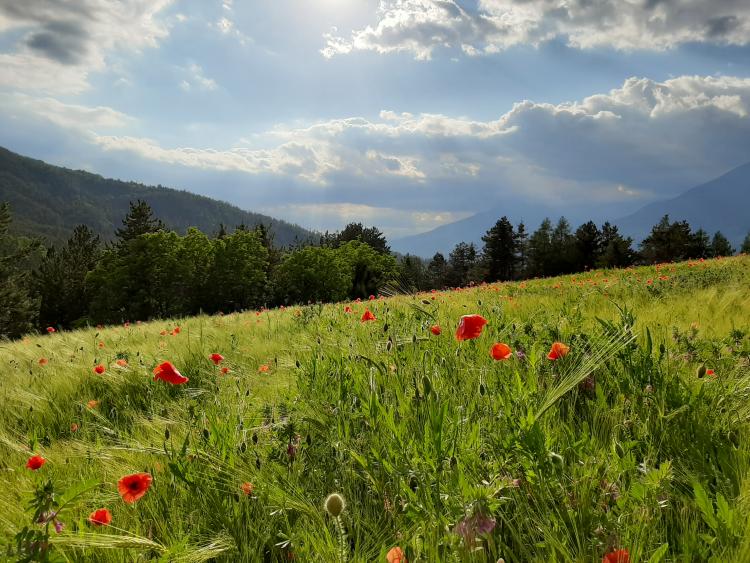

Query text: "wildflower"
[98, 341, 105, 348]
[706, 369, 715, 377]
[26, 455, 46, 470]
[38, 358, 48, 366]
[153, 361, 189, 385]
[173, 326, 181, 334]
[46, 327, 56, 333]
[71, 423, 79, 432]
[93, 364, 106, 375]
[430, 325, 442, 336]
[361, 309, 377, 322]
[344, 306, 353, 313]
[86, 400, 99, 409]
[455, 314, 488, 341]
[454, 512, 496, 544]
[116, 359, 128, 368]
[241, 482, 254, 496]
[221, 366, 229, 374]
[547, 342, 570, 360]
[209, 353, 225, 365]
[602, 549, 630, 563]
[386, 547, 407, 563]
[258, 364, 270, 373]
[324, 493, 345, 517]
[88, 508, 112, 526]
[117, 472, 153, 503]
[54, 520, 64, 533]
[491, 343, 512, 361]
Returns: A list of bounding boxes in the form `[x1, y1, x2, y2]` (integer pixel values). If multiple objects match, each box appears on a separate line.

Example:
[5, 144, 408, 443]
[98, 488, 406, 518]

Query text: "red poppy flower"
[386, 547, 407, 563]
[491, 343, 512, 360]
[173, 326, 181, 334]
[152, 361, 189, 385]
[369, 294, 376, 300]
[26, 455, 46, 470]
[46, 327, 56, 333]
[361, 309, 376, 322]
[344, 306, 353, 314]
[455, 315, 488, 341]
[602, 549, 630, 563]
[117, 472, 153, 503]
[706, 369, 715, 377]
[241, 482, 254, 495]
[88, 508, 112, 526]
[86, 399, 99, 409]
[116, 359, 128, 368]
[209, 353, 224, 365]
[93, 364, 106, 375]
[258, 364, 270, 373]
[71, 422, 79, 432]
[547, 342, 570, 360]
[221, 366, 229, 374]
[430, 325, 441, 336]
[38, 358, 48, 366]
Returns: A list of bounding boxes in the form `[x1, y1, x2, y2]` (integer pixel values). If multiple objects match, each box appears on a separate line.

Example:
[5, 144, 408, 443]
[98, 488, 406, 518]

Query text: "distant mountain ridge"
[615, 161, 750, 248]
[0, 146, 314, 246]
[392, 162, 750, 257]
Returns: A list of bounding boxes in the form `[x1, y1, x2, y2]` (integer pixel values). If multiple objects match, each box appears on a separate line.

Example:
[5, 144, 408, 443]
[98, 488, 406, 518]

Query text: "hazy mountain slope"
[615, 162, 750, 247]
[0, 146, 314, 246]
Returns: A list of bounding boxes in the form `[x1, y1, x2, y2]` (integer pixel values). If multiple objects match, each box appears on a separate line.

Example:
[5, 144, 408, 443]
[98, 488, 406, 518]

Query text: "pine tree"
[710, 231, 734, 257]
[445, 242, 478, 287]
[36, 225, 100, 328]
[481, 216, 517, 282]
[514, 222, 528, 279]
[641, 215, 694, 263]
[426, 253, 448, 289]
[527, 218, 553, 277]
[549, 217, 575, 275]
[597, 222, 635, 268]
[115, 200, 164, 244]
[0, 203, 40, 338]
[573, 220, 602, 271]
[742, 233, 750, 254]
[689, 228, 711, 259]
[335, 223, 390, 254]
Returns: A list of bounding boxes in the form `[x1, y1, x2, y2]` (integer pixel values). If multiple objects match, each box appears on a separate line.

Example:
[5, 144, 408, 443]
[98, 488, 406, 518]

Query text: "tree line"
[0, 200, 748, 339]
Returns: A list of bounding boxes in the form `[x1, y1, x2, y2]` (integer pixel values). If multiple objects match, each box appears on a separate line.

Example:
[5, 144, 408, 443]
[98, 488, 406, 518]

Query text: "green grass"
[2, 256, 750, 562]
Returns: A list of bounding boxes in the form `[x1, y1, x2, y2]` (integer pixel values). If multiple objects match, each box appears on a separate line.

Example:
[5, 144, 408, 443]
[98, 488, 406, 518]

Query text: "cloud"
[0, 92, 133, 131]
[178, 63, 219, 92]
[0, 0, 173, 93]
[259, 203, 472, 237]
[4, 74, 750, 234]
[321, 0, 750, 59]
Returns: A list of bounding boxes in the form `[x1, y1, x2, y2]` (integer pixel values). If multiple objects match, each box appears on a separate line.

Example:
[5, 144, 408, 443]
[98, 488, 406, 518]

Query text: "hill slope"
[615, 161, 750, 247]
[0, 146, 314, 246]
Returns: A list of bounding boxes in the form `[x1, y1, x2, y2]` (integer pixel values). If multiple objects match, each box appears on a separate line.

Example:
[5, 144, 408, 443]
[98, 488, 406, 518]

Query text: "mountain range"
[0, 146, 314, 246]
[391, 162, 750, 257]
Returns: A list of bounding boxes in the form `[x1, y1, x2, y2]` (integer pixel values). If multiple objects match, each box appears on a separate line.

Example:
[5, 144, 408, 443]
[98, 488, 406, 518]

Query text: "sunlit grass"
[1, 256, 749, 561]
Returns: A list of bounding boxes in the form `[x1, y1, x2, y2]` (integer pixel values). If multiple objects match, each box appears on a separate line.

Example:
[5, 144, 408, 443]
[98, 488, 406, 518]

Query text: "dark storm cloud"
[26, 20, 90, 64]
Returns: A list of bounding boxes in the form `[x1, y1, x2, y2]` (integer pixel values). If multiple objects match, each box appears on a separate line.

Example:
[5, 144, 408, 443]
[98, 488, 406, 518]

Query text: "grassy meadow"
[2, 256, 750, 562]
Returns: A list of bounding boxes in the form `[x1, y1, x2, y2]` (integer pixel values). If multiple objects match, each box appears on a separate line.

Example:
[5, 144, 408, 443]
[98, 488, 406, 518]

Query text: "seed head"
[324, 493, 345, 517]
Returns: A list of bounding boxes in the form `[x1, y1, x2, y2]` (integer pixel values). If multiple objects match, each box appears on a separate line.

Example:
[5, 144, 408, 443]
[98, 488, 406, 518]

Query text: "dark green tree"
[445, 242, 478, 287]
[426, 253, 448, 289]
[273, 246, 349, 304]
[640, 215, 694, 263]
[36, 225, 100, 328]
[514, 222, 529, 279]
[481, 216, 517, 282]
[0, 203, 40, 338]
[597, 222, 635, 268]
[742, 232, 750, 254]
[573, 220, 603, 271]
[688, 228, 711, 259]
[710, 231, 734, 257]
[527, 218, 553, 277]
[115, 200, 164, 244]
[398, 254, 428, 292]
[334, 223, 390, 254]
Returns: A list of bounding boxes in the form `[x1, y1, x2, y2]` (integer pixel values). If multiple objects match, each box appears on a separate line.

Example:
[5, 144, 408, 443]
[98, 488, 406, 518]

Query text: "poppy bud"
[202, 428, 210, 440]
[697, 365, 707, 378]
[240, 442, 247, 453]
[164, 428, 170, 440]
[255, 457, 261, 470]
[252, 432, 258, 444]
[324, 493, 345, 517]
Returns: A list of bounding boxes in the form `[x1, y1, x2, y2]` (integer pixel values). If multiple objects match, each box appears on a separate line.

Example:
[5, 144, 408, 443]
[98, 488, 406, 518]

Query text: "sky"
[1, 0, 750, 239]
